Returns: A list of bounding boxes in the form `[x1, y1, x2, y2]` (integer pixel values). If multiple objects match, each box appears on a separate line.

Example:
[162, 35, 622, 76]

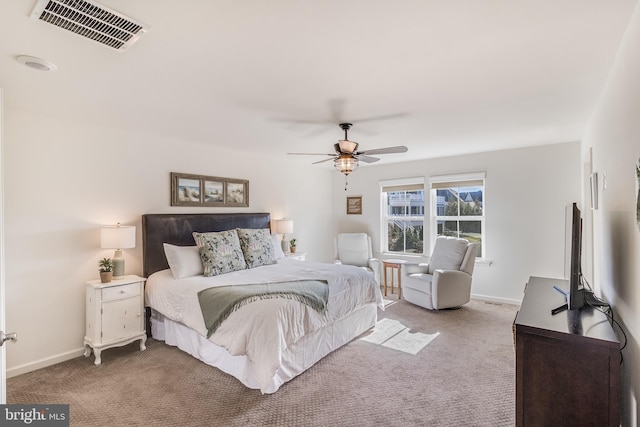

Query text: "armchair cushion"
[403, 268, 433, 292]
[334, 233, 381, 285]
[403, 263, 430, 276]
[335, 233, 371, 267]
[428, 237, 470, 274]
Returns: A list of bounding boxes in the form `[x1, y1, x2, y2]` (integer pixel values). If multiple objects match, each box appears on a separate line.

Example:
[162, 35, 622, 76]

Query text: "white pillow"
[271, 234, 285, 260]
[163, 243, 204, 279]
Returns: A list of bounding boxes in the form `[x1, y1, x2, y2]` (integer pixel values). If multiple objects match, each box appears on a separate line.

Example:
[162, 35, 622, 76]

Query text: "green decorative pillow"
[236, 228, 277, 269]
[192, 230, 246, 277]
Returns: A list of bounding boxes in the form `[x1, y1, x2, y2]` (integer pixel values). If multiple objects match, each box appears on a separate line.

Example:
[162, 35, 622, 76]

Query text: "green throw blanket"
[198, 280, 329, 338]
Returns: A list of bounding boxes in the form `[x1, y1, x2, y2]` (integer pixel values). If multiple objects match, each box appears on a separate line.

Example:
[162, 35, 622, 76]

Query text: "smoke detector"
[17, 55, 57, 72]
[30, 0, 149, 51]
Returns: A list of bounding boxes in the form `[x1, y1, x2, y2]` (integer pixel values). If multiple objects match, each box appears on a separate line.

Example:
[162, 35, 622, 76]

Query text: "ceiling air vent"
[30, 0, 149, 51]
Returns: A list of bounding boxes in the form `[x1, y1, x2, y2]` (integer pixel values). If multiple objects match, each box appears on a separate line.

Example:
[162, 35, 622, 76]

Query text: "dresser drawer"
[101, 282, 141, 300]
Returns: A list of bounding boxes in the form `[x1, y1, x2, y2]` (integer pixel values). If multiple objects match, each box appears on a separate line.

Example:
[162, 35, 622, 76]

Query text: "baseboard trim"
[471, 293, 521, 306]
[7, 347, 85, 378]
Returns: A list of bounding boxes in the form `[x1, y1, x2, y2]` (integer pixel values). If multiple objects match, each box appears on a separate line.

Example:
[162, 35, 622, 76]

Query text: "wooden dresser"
[514, 276, 620, 427]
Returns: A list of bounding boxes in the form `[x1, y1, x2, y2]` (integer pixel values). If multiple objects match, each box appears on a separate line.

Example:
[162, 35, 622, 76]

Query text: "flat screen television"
[565, 202, 585, 309]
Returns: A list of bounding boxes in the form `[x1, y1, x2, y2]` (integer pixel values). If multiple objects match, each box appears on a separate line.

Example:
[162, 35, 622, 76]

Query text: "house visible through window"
[380, 178, 425, 254]
[430, 173, 485, 257]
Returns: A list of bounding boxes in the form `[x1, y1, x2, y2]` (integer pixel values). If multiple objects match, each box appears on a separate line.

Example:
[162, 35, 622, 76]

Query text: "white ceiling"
[0, 0, 637, 166]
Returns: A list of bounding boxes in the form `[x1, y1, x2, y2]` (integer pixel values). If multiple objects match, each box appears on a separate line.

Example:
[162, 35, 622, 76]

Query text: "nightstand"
[84, 275, 147, 365]
[285, 252, 307, 261]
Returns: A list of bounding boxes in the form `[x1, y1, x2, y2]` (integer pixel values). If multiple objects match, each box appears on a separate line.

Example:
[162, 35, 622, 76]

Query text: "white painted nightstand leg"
[93, 349, 102, 366]
[83, 346, 91, 358]
[140, 336, 146, 351]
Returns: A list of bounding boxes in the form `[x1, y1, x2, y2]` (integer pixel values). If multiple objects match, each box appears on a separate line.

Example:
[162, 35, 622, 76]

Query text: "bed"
[142, 213, 383, 394]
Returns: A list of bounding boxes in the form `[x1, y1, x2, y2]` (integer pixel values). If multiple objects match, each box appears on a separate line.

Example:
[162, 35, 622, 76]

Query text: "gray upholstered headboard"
[141, 213, 271, 278]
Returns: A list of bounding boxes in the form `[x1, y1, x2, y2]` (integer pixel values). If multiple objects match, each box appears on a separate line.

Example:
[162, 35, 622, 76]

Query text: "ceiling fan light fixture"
[334, 154, 358, 175]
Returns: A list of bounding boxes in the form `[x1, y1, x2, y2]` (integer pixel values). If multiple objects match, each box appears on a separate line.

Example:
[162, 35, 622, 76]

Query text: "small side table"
[383, 259, 406, 299]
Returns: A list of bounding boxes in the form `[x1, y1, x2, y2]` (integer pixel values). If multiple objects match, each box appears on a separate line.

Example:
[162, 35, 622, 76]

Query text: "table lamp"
[101, 223, 136, 278]
[273, 219, 294, 252]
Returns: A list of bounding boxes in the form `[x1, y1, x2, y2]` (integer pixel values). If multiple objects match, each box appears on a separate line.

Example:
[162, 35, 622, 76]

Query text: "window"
[380, 178, 425, 254]
[430, 173, 485, 257]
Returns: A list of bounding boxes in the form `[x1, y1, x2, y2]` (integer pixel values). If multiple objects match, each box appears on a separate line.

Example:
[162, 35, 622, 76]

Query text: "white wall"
[582, 2, 640, 425]
[332, 142, 582, 304]
[4, 109, 334, 375]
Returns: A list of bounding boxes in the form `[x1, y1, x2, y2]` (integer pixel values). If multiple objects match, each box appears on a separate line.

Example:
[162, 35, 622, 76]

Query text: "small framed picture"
[203, 179, 225, 206]
[225, 179, 249, 207]
[347, 196, 362, 215]
[171, 172, 203, 206]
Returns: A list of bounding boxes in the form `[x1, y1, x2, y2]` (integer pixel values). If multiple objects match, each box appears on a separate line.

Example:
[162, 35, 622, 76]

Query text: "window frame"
[379, 177, 426, 255]
[429, 172, 486, 259]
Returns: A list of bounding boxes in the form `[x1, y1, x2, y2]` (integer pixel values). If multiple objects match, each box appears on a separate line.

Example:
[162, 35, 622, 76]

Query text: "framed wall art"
[171, 172, 249, 207]
[346, 196, 362, 215]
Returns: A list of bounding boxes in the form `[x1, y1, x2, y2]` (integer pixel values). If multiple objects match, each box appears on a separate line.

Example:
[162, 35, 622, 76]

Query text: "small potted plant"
[289, 238, 297, 253]
[99, 257, 113, 283]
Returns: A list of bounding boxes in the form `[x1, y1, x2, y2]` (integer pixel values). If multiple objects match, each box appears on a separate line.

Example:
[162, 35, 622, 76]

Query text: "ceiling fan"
[287, 123, 408, 176]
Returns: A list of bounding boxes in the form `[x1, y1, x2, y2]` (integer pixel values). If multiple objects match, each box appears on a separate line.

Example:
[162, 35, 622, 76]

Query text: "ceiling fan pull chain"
[344, 175, 348, 191]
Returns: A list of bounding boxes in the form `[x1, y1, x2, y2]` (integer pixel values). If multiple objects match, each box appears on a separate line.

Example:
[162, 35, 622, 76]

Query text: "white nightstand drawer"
[102, 282, 141, 300]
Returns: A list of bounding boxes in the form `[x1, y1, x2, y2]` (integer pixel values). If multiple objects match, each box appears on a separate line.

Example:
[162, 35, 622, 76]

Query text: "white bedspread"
[145, 259, 383, 392]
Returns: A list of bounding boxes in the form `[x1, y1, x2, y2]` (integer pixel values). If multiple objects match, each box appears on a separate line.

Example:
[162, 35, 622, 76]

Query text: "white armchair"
[401, 236, 478, 310]
[334, 233, 382, 285]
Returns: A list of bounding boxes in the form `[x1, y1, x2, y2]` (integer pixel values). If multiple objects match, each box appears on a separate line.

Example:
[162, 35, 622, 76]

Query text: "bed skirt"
[150, 303, 378, 394]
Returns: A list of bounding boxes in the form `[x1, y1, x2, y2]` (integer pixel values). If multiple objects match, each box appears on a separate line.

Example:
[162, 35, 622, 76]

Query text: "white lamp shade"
[273, 219, 293, 235]
[101, 225, 136, 249]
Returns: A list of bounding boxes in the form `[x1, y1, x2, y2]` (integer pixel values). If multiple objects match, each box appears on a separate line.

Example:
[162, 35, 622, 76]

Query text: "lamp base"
[113, 250, 125, 277]
[281, 239, 289, 253]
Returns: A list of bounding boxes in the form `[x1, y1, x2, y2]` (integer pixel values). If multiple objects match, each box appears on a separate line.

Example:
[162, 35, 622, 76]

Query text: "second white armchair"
[401, 236, 478, 310]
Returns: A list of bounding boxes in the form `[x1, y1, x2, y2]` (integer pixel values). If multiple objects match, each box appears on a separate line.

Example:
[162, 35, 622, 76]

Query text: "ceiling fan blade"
[357, 145, 408, 155]
[312, 157, 337, 164]
[287, 153, 335, 156]
[350, 112, 408, 123]
[357, 155, 380, 163]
